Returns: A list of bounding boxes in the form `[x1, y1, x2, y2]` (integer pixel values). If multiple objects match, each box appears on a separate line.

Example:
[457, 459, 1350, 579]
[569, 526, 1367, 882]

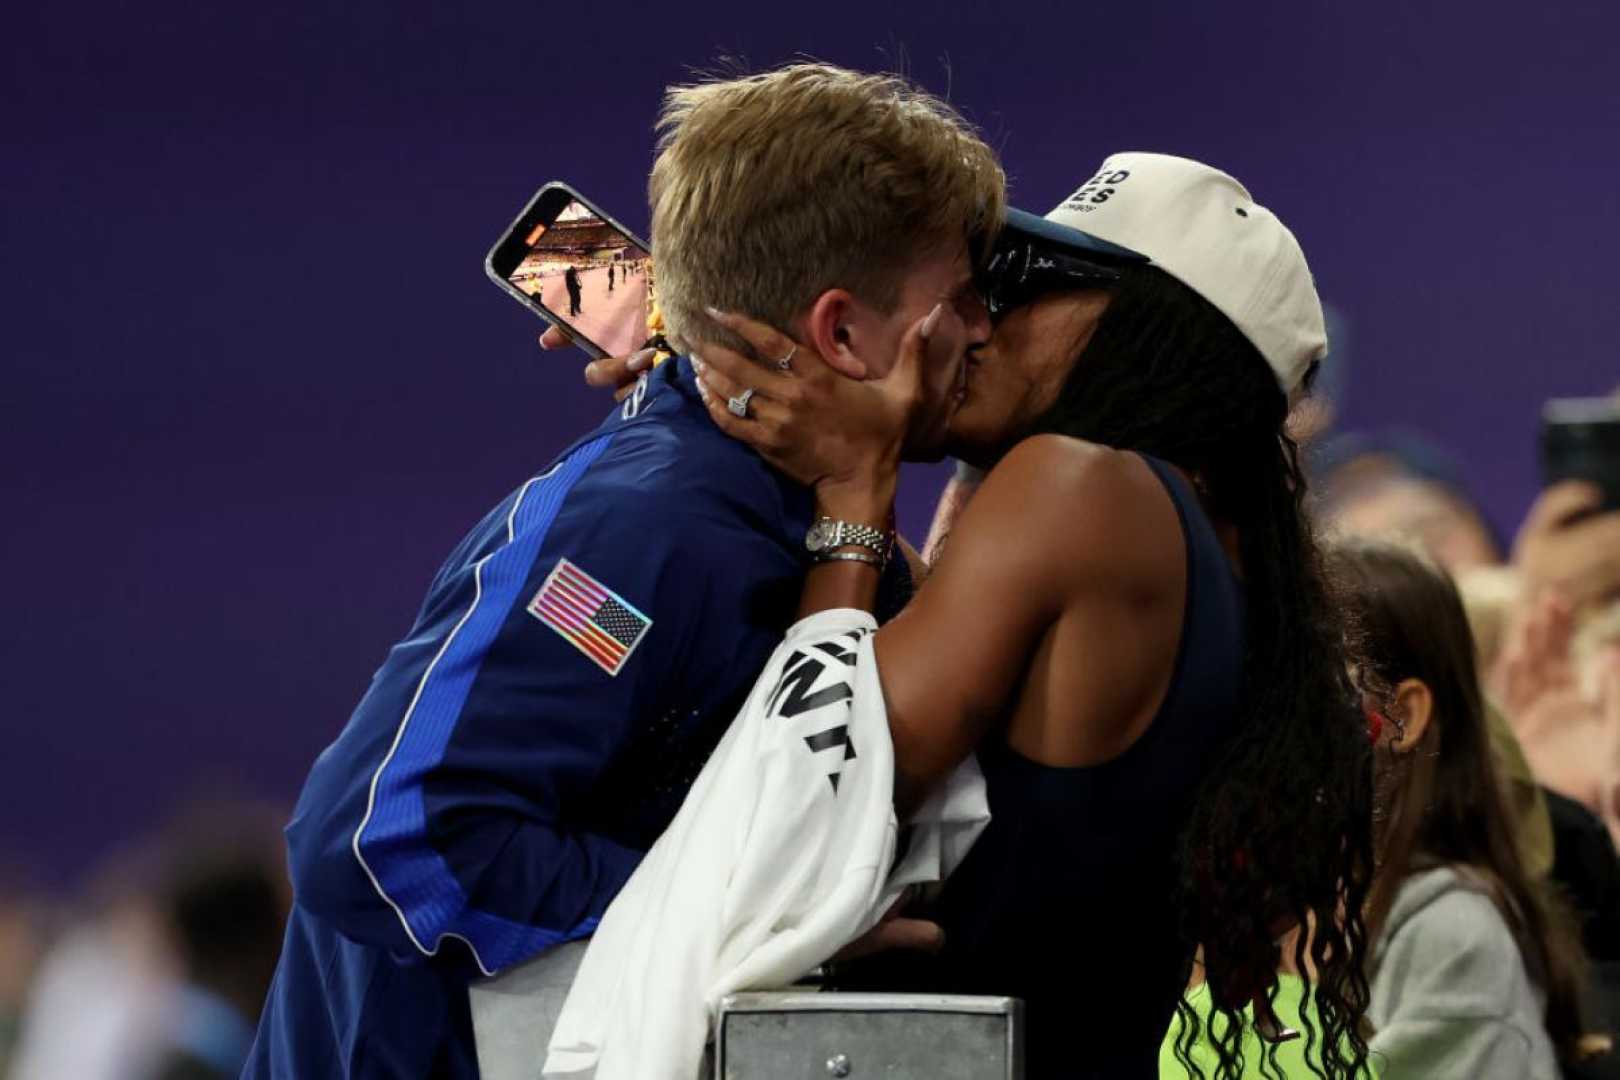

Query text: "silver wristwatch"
[805, 517, 893, 566]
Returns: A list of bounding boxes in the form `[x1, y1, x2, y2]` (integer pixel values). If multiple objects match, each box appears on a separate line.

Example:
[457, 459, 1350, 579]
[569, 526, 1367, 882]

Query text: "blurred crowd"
[1300, 406, 1620, 1076]
[0, 805, 288, 1080]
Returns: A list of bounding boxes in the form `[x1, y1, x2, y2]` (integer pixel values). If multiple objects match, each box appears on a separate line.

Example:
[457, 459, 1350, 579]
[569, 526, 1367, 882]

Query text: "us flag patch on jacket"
[528, 558, 652, 676]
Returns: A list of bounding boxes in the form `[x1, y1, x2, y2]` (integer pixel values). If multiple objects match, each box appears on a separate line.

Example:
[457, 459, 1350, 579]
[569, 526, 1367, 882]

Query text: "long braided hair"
[1033, 264, 1376, 1078]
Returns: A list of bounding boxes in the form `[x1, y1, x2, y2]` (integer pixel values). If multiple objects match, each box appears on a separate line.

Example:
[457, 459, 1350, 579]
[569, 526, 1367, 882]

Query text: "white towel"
[540, 608, 989, 1080]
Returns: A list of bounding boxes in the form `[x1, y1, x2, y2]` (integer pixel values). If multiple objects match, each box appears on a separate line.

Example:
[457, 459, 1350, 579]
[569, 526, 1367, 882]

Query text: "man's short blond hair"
[649, 63, 1004, 354]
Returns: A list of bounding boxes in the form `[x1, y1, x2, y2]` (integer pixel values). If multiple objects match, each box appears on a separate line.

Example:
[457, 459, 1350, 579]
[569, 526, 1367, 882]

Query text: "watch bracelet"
[813, 549, 885, 569]
[811, 516, 892, 560]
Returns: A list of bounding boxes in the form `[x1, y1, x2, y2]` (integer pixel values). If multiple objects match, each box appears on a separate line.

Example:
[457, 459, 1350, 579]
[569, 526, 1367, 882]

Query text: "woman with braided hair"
[684, 154, 1376, 1078]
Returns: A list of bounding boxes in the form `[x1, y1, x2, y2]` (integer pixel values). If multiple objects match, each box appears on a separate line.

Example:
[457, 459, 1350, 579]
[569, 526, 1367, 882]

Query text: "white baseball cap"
[1005, 151, 1328, 397]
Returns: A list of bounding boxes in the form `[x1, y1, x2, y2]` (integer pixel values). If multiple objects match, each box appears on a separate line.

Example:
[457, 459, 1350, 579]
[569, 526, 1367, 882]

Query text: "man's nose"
[961, 291, 992, 348]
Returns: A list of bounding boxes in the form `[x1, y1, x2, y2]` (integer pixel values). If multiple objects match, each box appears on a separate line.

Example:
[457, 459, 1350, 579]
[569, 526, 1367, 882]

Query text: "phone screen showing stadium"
[504, 198, 654, 358]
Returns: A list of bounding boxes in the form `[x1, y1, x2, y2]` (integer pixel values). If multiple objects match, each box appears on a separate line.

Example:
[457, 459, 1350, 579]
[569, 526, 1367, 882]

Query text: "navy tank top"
[851, 454, 1245, 1079]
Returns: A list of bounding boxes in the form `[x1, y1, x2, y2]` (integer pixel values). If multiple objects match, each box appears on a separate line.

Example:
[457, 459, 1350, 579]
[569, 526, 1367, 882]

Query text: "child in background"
[1335, 541, 1603, 1078]
[1162, 541, 1607, 1077]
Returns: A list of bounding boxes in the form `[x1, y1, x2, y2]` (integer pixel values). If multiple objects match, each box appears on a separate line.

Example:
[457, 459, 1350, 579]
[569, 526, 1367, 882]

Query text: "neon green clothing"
[1160, 974, 1380, 1078]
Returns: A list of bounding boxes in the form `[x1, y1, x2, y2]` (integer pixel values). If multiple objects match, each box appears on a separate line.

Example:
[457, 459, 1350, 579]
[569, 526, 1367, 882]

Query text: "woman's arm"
[872, 436, 1161, 806]
[691, 315, 1170, 809]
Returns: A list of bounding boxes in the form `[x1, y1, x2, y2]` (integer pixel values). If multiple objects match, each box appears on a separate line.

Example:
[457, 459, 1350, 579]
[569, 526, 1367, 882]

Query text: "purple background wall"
[5, 1, 1617, 886]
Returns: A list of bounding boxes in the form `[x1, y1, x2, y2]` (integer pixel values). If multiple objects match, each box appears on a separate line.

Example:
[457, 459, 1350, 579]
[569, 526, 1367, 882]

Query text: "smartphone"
[485, 181, 653, 359]
[1541, 396, 1620, 512]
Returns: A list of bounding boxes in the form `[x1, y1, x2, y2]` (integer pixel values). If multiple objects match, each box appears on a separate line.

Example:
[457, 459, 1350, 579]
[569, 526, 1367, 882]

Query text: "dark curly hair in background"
[1034, 263, 1376, 1079]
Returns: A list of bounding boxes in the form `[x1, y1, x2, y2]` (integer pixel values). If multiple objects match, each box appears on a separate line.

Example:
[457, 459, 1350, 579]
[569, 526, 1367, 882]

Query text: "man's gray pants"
[469, 940, 588, 1080]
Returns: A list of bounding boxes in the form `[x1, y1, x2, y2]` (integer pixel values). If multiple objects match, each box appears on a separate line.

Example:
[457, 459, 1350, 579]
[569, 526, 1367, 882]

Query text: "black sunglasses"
[977, 238, 1128, 319]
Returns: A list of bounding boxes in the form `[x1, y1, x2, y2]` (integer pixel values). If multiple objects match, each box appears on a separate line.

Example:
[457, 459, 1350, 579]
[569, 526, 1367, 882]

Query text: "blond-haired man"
[244, 63, 1000, 1079]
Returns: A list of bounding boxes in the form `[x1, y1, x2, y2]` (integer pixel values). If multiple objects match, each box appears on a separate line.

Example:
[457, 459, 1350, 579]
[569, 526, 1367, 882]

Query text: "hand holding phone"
[1542, 397, 1620, 512]
[1515, 397, 1620, 606]
[486, 182, 653, 359]
[535, 323, 655, 402]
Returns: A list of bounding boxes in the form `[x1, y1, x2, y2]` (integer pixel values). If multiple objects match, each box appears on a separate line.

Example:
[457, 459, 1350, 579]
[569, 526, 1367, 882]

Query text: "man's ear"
[803, 289, 869, 380]
[1390, 678, 1434, 753]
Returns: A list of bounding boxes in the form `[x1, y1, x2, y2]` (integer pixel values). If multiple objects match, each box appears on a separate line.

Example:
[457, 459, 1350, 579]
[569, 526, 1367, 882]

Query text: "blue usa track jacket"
[244, 358, 912, 1078]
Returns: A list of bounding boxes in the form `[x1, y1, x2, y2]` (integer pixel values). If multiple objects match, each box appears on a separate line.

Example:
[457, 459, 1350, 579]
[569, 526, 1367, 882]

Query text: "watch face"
[805, 519, 835, 552]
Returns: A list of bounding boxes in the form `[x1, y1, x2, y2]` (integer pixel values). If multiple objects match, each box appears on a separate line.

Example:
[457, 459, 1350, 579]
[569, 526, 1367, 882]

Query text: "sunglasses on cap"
[976, 237, 1129, 320]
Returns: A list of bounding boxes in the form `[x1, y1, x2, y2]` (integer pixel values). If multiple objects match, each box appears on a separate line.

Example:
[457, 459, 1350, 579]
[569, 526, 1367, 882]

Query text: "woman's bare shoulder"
[958, 434, 1185, 588]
